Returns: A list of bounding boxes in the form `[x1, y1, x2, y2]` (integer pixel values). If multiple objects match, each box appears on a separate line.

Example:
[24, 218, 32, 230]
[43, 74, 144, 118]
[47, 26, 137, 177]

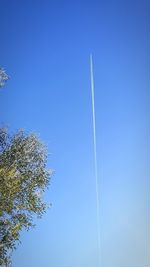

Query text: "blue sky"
[0, 0, 150, 266]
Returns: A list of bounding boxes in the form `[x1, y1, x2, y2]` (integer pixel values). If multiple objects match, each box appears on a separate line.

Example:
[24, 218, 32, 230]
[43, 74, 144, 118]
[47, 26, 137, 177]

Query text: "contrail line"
[90, 54, 101, 266]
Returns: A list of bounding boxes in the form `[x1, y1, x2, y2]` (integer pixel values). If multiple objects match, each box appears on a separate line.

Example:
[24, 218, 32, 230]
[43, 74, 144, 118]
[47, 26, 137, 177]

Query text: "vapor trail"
[90, 54, 101, 266]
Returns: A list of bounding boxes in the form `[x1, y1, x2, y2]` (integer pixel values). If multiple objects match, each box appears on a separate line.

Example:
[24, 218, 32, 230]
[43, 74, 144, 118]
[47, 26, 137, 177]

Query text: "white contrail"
[90, 54, 102, 266]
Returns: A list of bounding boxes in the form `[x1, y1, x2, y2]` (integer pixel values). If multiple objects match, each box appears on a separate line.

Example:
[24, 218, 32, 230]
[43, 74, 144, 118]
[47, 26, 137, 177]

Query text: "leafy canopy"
[0, 128, 52, 266]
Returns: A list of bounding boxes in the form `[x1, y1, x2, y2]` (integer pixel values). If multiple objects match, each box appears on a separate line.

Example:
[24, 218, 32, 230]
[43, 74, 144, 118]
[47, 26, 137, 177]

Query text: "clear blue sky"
[0, 0, 150, 266]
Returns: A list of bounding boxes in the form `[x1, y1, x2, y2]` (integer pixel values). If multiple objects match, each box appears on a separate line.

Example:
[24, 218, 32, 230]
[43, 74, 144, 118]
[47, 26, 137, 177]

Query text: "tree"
[0, 68, 9, 88]
[0, 128, 52, 266]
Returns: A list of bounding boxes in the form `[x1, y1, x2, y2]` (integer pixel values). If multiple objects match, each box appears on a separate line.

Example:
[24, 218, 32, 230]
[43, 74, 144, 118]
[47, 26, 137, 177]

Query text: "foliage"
[0, 69, 9, 88]
[0, 128, 52, 266]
